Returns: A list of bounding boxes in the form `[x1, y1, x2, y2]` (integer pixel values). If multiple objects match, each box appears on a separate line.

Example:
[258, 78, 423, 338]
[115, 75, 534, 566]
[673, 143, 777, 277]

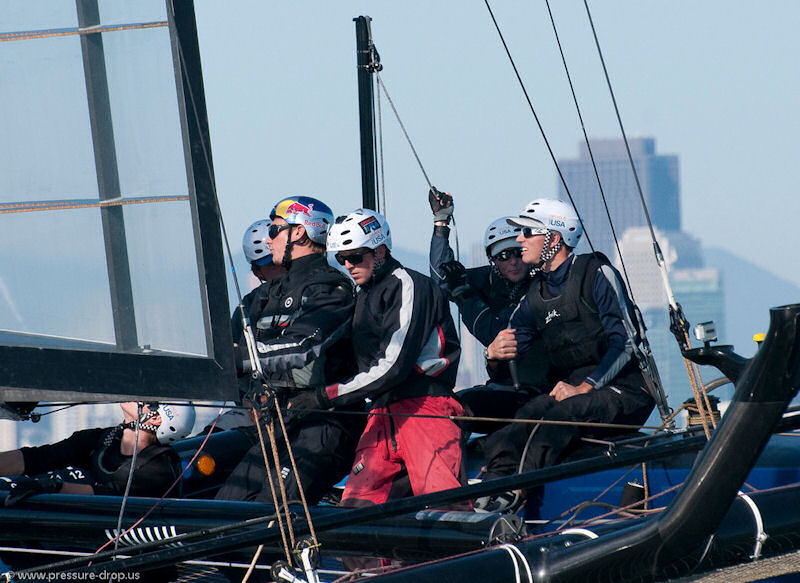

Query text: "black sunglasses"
[335, 250, 372, 266]
[522, 226, 548, 238]
[268, 223, 292, 239]
[493, 247, 523, 262]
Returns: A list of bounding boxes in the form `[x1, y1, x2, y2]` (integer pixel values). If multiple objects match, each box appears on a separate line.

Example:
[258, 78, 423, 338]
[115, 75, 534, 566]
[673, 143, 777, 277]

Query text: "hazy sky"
[193, 1, 800, 295]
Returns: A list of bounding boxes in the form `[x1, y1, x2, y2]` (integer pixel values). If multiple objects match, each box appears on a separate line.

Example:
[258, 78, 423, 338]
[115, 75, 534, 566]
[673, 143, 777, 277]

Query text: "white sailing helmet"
[155, 403, 196, 443]
[242, 219, 273, 265]
[327, 209, 392, 252]
[484, 217, 522, 258]
[508, 198, 583, 248]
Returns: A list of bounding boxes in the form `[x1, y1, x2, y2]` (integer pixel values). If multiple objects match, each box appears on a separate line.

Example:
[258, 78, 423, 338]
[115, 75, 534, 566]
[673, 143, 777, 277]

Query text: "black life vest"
[526, 253, 612, 375]
[90, 428, 179, 494]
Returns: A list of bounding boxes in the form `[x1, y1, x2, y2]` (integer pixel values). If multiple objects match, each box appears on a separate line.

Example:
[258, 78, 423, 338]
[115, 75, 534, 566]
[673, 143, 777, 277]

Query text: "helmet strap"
[281, 225, 296, 269]
[538, 231, 563, 268]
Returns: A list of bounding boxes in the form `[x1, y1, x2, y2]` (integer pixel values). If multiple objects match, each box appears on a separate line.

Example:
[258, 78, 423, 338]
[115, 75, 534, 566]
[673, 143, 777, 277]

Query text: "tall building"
[557, 136, 729, 424]
[614, 227, 728, 422]
[558, 138, 680, 258]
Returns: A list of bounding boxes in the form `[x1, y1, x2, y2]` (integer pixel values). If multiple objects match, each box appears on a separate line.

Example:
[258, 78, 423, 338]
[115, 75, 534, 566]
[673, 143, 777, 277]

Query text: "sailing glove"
[440, 260, 472, 301]
[288, 389, 330, 412]
[1, 473, 63, 507]
[429, 187, 454, 224]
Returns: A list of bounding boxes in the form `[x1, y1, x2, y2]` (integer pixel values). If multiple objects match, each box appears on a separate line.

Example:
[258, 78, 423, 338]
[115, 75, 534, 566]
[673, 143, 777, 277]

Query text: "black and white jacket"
[323, 256, 461, 409]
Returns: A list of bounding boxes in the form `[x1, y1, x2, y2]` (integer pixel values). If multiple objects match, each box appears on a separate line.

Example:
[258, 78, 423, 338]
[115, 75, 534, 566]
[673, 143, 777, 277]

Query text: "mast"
[353, 16, 381, 211]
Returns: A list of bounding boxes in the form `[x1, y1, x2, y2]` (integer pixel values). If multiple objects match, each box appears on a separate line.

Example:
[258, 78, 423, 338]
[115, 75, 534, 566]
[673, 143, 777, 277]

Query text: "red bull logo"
[285, 201, 313, 217]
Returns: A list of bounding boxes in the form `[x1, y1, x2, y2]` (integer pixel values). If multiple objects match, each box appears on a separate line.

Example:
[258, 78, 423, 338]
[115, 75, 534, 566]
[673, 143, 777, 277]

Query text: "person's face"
[266, 218, 293, 264]
[516, 228, 548, 265]
[337, 247, 377, 286]
[492, 247, 527, 282]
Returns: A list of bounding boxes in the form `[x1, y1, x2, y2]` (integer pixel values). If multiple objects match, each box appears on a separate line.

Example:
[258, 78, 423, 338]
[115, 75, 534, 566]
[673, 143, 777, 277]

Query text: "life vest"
[527, 253, 615, 375]
[90, 428, 179, 494]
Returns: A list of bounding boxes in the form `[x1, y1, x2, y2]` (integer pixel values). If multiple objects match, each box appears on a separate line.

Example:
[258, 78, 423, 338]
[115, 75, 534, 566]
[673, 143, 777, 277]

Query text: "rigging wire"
[581, 0, 714, 435]
[541, 0, 632, 294]
[373, 71, 463, 341]
[482, 0, 595, 254]
[541, 0, 672, 425]
[113, 403, 142, 553]
[375, 75, 388, 215]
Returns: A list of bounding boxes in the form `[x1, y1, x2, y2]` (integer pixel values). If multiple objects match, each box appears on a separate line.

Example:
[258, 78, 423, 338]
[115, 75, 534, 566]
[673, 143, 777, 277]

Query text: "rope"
[374, 71, 462, 338]
[273, 404, 319, 547]
[285, 407, 665, 432]
[0, 21, 167, 43]
[0, 195, 189, 215]
[483, 0, 595, 254]
[253, 412, 292, 565]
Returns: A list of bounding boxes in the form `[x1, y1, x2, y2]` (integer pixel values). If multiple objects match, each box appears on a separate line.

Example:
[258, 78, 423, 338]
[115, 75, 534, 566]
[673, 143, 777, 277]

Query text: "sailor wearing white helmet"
[477, 198, 654, 514]
[0, 402, 189, 504]
[290, 208, 466, 508]
[428, 188, 547, 433]
[217, 196, 363, 506]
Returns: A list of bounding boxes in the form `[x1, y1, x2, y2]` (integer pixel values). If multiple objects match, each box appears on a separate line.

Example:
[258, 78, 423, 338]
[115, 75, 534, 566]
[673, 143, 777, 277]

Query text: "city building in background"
[560, 138, 729, 420]
[559, 137, 680, 259]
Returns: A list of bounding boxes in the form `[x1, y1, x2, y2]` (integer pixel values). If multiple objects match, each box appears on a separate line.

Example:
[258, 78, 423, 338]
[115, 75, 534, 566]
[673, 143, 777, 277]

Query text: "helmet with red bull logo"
[269, 196, 334, 245]
[327, 209, 392, 252]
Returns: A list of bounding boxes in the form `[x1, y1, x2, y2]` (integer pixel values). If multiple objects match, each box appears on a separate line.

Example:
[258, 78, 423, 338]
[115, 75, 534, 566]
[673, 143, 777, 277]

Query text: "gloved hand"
[287, 389, 330, 412]
[440, 260, 472, 301]
[428, 187, 454, 224]
[1, 473, 63, 507]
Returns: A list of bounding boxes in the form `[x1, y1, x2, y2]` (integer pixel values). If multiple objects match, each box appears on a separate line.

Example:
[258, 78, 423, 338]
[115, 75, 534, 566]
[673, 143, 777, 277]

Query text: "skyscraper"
[558, 137, 680, 258]
[558, 138, 728, 424]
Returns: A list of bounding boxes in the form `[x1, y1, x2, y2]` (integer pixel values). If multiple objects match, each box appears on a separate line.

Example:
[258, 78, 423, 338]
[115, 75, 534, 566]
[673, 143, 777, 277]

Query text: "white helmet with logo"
[242, 219, 273, 265]
[327, 209, 392, 252]
[155, 403, 196, 443]
[509, 198, 583, 248]
[484, 217, 522, 258]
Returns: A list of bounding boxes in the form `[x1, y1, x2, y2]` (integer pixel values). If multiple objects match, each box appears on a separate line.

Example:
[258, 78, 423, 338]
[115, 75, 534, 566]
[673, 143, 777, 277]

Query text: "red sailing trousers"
[341, 395, 465, 506]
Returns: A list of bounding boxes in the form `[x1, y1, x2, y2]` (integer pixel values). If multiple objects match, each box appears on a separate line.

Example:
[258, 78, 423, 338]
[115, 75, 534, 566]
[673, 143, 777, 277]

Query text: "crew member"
[428, 188, 546, 432]
[0, 402, 192, 505]
[216, 196, 361, 505]
[290, 208, 464, 507]
[477, 198, 654, 513]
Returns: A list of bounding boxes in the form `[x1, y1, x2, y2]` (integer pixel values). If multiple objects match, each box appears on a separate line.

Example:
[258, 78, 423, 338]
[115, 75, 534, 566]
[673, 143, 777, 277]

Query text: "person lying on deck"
[0, 402, 193, 505]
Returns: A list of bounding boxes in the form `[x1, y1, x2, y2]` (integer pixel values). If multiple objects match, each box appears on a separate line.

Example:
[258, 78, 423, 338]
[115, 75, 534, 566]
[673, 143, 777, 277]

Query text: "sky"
[193, 1, 800, 298]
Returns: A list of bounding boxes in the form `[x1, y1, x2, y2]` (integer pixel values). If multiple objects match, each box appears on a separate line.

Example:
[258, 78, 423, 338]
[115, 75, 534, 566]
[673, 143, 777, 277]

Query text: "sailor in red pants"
[288, 208, 465, 505]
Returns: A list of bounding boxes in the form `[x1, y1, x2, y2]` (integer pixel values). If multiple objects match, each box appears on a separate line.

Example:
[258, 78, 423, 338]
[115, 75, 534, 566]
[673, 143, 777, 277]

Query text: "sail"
[0, 0, 237, 403]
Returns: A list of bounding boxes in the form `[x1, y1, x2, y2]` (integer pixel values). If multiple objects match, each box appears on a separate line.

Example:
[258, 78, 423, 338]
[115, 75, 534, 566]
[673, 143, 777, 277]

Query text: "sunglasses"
[493, 248, 523, 262]
[268, 223, 292, 239]
[335, 251, 372, 266]
[521, 226, 548, 238]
